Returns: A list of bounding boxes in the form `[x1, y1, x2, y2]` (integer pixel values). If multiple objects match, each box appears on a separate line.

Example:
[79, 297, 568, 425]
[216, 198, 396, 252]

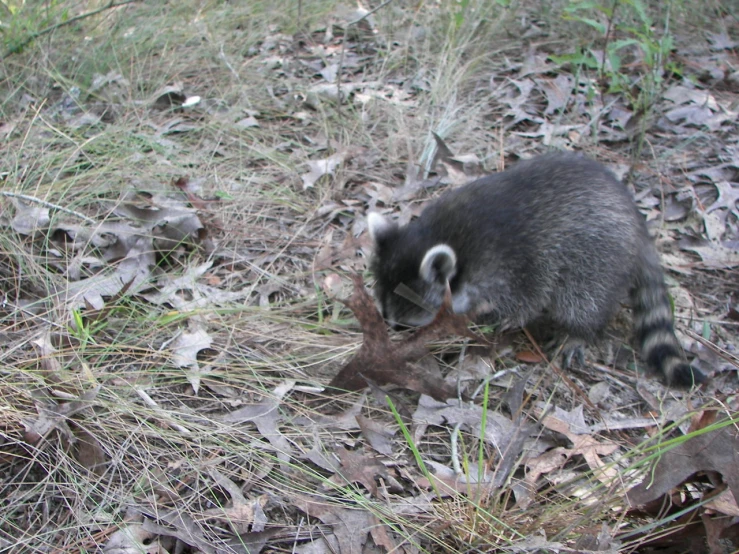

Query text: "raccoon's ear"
[420, 244, 457, 284]
[367, 212, 397, 245]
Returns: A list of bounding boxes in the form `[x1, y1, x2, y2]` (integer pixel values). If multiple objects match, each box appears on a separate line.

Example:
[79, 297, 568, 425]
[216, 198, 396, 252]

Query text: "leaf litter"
[0, 2, 738, 553]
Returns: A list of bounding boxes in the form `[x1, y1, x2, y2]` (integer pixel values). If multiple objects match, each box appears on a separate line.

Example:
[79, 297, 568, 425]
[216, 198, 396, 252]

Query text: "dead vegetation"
[0, 0, 737, 552]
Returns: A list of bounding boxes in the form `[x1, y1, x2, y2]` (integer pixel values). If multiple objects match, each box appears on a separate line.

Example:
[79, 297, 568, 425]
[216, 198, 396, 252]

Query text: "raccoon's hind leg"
[544, 291, 618, 372]
[525, 316, 589, 369]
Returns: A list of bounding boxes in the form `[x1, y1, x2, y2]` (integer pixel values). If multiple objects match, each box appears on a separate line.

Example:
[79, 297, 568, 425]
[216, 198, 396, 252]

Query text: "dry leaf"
[413, 394, 533, 488]
[535, 74, 573, 115]
[223, 381, 296, 469]
[64, 235, 156, 309]
[73, 425, 108, 475]
[24, 387, 101, 445]
[355, 415, 395, 455]
[172, 326, 213, 393]
[681, 240, 739, 269]
[143, 261, 249, 310]
[10, 198, 50, 235]
[150, 84, 186, 110]
[328, 275, 485, 401]
[205, 469, 268, 534]
[627, 422, 739, 508]
[301, 152, 349, 190]
[431, 133, 482, 185]
[294, 495, 374, 554]
[516, 350, 544, 363]
[104, 523, 165, 554]
[329, 447, 389, 495]
[141, 511, 215, 554]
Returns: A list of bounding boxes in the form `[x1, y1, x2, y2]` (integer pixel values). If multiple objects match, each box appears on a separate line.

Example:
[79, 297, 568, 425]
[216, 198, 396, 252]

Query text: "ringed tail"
[631, 259, 706, 387]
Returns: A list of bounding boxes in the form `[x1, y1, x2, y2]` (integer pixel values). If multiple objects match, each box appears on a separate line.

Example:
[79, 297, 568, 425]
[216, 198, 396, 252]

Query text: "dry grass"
[0, 0, 737, 552]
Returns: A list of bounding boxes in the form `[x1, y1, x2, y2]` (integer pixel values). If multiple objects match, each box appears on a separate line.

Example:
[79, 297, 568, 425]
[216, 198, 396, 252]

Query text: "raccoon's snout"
[376, 283, 439, 328]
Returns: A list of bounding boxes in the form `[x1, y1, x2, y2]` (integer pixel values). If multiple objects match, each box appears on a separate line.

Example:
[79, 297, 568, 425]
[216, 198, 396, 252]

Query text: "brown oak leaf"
[328, 274, 487, 401]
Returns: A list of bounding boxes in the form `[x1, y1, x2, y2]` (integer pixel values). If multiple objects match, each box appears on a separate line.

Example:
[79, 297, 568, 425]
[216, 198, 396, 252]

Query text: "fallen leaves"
[223, 380, 296, 469]
[662, 84, 733, 132]
[1, 182, 212, 311]
[628, 418, 739, 508]
[171, 326, 213, 393]
[204, 470, 269, 535]
[681, 239, 739, 269]
[1, 2, 738, 553]
[104, 522, 165, 554]
[8, 196, 50, 235]
[64, 234, 156, 310]
[625, 413, 739, 551]
[301, 148, 363, 190]
[538, 407, 620, 485]
[292, 496, 377, 554]
[327, 274, 485, 401]
[329, 446, 391, 496]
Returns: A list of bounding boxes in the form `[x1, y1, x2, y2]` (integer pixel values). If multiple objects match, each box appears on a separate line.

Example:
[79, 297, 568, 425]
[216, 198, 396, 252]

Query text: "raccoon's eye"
[394, 283, 434, 313]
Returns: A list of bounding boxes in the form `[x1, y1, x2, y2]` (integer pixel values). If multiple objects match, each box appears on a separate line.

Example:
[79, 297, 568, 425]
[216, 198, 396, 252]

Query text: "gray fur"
[368, 153, 706, 387]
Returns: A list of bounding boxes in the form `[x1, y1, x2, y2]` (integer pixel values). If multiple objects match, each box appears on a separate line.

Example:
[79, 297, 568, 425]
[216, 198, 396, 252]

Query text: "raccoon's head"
[367, 212, 457, 327]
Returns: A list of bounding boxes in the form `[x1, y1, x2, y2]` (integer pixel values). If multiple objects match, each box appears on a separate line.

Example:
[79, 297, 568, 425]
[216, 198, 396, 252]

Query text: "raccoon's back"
[418, 153, 646, 275]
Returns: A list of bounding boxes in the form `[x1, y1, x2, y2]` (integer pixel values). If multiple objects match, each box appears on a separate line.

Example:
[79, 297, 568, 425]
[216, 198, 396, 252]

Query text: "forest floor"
[0, 1, 738, 552]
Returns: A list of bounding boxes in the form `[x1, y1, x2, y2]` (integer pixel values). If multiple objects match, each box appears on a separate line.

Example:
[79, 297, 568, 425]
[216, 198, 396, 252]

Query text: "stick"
[336, 0, 395, 114]
[3, 0, 139, 59]
[0, 191, 96, 224]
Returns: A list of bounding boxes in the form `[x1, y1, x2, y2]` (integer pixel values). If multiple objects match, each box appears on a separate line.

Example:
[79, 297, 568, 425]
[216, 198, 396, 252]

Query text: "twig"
[347, 0, 395, 26]
[599, 0, 619, 80]
[3, 0, 139, 59]
[336, 0, 395, 114]
[219, 43, 241, 83]
[684, 328, 739, 369]
[0, 191, 96, 224]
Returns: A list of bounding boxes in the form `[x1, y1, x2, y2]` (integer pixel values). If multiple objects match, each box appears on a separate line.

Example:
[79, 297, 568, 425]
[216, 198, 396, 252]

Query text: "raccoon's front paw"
[563, 344, 587, 369]
[553, 338, 587, 369]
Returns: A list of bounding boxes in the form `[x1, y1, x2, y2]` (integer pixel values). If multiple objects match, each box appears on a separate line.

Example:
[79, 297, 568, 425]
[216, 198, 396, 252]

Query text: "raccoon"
[368, 153, 706, 387]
